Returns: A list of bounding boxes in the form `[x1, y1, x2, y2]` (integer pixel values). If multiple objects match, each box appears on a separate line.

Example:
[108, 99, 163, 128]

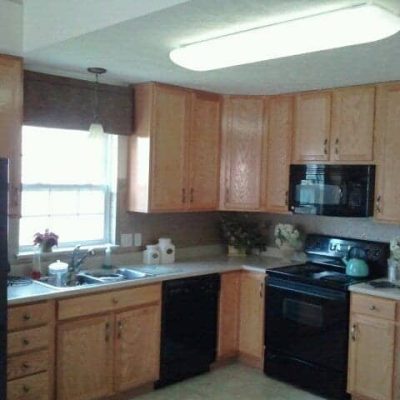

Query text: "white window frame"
[18, 128, 118, 253]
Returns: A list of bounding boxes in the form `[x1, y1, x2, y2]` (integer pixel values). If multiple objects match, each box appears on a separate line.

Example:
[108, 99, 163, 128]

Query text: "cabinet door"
[188, 91, 221, 210]
[348, 314, 395, 400]
[293, 92, 331, 162]
[220, 96, 264, 210]
[331, 86, 375, 161]
[375, 84, 400, 222]
[263, 96, 293, 213]
[0, 55, 22, 217]
[217, 271, 240, 359]
[150, 85, 190, 211]
[57, 315, 113, 400]
[238, 271, 265, 368]
[114, 304, 161, 392]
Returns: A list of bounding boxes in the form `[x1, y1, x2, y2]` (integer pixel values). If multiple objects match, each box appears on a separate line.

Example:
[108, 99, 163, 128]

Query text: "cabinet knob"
[105, 322, 110, 342]
[22, 362, 30, 369]
[22, 385, 30, 393]
[369, 305, 377, 311]
[112, 297, 119, 305]
[22, 313, 31, 321]
[22, 338, 30, 346]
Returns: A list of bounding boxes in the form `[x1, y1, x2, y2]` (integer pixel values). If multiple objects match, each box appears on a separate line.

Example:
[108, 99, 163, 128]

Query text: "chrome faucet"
[66, 245, 95, 285]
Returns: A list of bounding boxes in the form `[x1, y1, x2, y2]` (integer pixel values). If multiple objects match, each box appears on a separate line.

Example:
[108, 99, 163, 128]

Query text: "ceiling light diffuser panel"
[170, 4, 400, 71]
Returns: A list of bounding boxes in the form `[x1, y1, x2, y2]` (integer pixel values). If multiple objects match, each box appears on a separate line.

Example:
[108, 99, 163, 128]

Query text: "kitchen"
[2, 1, 400, 400]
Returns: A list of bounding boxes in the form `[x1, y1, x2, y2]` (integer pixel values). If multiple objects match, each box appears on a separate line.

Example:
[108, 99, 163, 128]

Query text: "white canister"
[158, 238, 175, 264]
[48, 260, 68, 287]
[143, 244, 160, 265]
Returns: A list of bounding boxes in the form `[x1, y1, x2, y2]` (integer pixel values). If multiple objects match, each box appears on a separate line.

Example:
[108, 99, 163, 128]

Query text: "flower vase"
[228, 245, 246, 257]
[279, 244, 295, 261]
[40, 243, 53, 253]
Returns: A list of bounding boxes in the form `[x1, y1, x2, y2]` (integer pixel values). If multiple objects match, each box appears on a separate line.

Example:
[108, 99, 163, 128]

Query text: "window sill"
[16, 244, 119, 262]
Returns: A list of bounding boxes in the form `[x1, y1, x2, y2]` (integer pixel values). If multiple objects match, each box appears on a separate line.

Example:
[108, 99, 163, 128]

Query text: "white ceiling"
[19, 0, 400, 94]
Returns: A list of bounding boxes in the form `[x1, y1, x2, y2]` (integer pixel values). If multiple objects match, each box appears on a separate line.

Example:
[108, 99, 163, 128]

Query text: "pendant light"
[88, 67, 107, 138]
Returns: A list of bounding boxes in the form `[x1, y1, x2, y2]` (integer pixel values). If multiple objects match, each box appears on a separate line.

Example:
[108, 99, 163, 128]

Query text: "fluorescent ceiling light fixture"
[170, 3, 400, 71]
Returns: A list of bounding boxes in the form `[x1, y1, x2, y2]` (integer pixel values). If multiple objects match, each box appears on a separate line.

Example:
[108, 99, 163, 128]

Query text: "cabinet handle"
[376, 195, 382, 213]
[323, 138, 328, 155]
[335, 138, 339, 145]
[22, 362, 30, 369]
[324, 139, 328, 145]
[22, 313, 31, 321]
[285, 191, 289, 206]
[105, 322, 110, 342]
[225, 187, 230, 203]
[22, 385, 30, 393]
[351, 324, 357, 341]
[182, 188, 186, 204]
[22, 338, 30, 346]
[369, 305, 377, 311]
[190, 188, 194, 203]
[112, 297, 119, 305]
[259, 282, 264, 298]
[117, 320, 123, 339]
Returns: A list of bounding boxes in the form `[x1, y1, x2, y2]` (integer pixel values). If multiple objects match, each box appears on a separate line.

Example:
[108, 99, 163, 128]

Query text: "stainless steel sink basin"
[37, 274, 102, 290]
[125, 266, 184, 276]
[79, 270, 125, 283]
[116, 268, 152, 280]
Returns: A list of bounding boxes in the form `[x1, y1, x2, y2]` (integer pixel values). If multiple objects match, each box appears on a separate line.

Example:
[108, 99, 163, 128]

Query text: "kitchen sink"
[37, 274, 102, 290]
[119, 265, 184, 276]
[79, 270, 125, 283]
[116, 268, 152, 280]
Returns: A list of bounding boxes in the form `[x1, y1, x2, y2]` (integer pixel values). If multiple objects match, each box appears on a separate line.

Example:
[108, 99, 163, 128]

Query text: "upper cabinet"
[128, 83, 221, 213]
[374, 83, 400, 223]
[293, 91, 331, 162]
[219, 96, 264, 211]
[0, 55, 23, 217]
[331, 86, 375, 162]
[262, 95, 293, 213]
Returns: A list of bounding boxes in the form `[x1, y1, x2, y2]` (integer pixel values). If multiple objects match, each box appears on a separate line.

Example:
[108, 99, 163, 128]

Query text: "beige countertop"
[349, 279, 400, 301]
[8, 255, 300, 306]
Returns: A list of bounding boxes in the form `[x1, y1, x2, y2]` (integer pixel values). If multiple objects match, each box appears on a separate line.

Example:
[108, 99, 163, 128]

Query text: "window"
[19, 126, 117, 252]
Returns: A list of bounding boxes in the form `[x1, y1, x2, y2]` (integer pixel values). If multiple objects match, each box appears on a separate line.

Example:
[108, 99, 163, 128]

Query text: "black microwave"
[289, 164, 375, 217]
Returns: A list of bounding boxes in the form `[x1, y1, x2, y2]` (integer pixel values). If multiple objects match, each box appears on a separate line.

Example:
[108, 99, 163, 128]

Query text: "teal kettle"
[343, 247, 369, 277]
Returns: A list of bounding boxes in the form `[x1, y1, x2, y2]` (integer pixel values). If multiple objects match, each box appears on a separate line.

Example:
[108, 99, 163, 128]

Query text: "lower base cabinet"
[347, 293, 398, 400]
[56, 285, 161, 400]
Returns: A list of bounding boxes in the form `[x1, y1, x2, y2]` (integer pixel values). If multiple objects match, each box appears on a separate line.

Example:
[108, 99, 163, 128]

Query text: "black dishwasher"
[156, 273, 220, 388]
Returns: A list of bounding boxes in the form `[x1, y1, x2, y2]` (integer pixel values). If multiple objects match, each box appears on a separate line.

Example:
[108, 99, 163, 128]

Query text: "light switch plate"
[134, 233, 142, 247]
[120, 233, 133, 247]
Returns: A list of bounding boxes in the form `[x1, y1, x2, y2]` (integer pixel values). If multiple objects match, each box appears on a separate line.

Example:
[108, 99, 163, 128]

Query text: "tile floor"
[135, 363, 326, 400]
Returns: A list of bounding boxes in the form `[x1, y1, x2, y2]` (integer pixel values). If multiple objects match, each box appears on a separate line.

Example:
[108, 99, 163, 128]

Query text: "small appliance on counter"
[264, 234, 389, 400]
[143, 244, 161, 265]
[158, 238, 175, 264]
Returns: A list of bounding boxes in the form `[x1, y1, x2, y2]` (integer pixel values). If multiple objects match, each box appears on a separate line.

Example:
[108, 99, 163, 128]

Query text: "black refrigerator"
[0, 158, 9, 400]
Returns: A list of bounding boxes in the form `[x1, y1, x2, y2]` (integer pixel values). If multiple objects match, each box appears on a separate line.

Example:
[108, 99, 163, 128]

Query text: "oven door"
[265, 278, 349, 372]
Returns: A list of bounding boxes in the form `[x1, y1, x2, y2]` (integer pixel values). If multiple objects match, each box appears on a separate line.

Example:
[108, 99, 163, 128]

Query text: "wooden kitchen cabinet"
[348, 293, 397, 400]
[217, 271, 241, 360]
[0, 54, 23, 217]
[219, 96, 264, 210]
[238, 271, 265, 368]
[262, 95, 293, 213]
[56, 284, 162, 400]
[331, 86, 375, 162]
[57, 315, 114, 400]
[7, 301, 55, 400]
[293, 91, 331, 162]
[114, 304, 161, 392]
[128, 82, 221, 213]
[374, 83, 400, 223]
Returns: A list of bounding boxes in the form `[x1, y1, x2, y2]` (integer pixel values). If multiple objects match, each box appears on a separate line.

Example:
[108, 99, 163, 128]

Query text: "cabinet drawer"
[8, 326, 49, 355]
[351, 294, 396, 320]
[8, 350, 48, 380]
[58, 284, 162, 320]
[7, 372, 49, 400]
[9, 302, 52, 331]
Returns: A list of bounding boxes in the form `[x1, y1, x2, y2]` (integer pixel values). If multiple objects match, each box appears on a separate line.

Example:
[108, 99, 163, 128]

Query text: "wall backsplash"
[248, 213, 400, 245]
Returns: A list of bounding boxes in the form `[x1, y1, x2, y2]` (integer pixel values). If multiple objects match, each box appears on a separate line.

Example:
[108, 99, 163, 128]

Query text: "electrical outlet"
[134, 233, 142, 247]
[120, 233, 133, 247]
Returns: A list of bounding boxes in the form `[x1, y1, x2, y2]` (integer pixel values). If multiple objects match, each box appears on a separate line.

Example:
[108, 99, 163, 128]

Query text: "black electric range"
[264, 234, 389, 400]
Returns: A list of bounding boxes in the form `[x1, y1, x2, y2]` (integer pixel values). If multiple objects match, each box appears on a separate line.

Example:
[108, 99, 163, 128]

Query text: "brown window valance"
[24, 70, 133, 135]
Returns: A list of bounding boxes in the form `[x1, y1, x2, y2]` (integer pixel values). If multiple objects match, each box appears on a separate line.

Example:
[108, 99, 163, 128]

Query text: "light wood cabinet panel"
[348, 313, 395, 400]
[8, 350, 48, 381]
[238, 271, 265, 368]
[187, 91, 221, 210]
[8, 326, 49, 355]
[217, 271, 241, 359]
[262, 95, 293, 213]
[150, 85, 190, 211]
[220, 96, 264, 210]
[0, 55, 23, 217]
[8, 302, 52, 331]
[57, 315, 114, 400]
[7, 371, 48, 400]
[351, 293, 396, 321]
[331, 86, 375, 161]
[114, 304, 161, 392]
[375, 84, 400, 223]
[293, 91, 331, 162]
